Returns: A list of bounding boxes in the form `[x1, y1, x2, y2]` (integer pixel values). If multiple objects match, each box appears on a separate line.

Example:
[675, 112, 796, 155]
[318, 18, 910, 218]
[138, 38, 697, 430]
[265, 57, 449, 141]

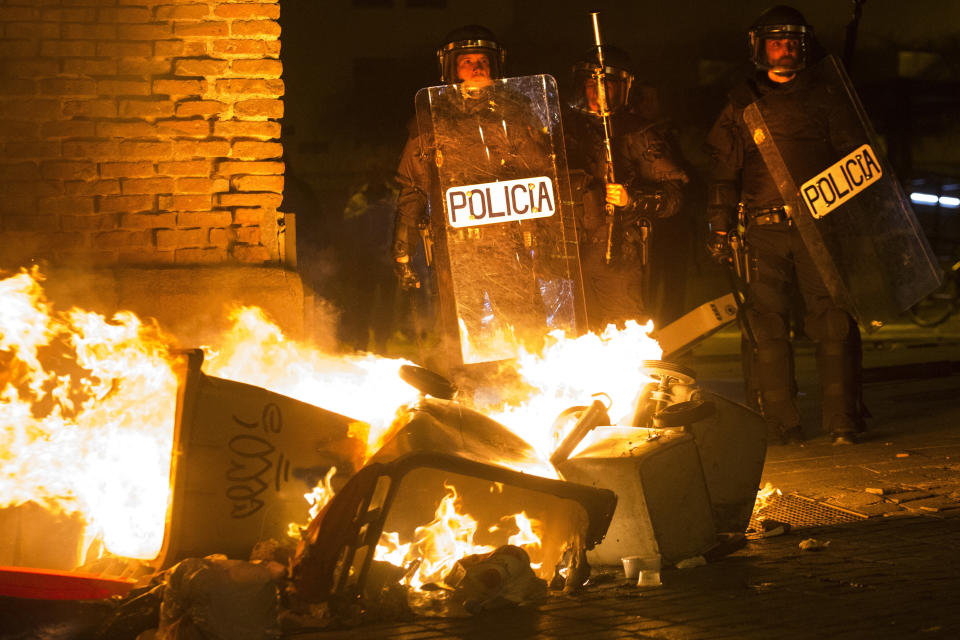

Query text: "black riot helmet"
[437, 24, 505, 84]
[569, 45, 635, 116]
[748, 5, 814, 74]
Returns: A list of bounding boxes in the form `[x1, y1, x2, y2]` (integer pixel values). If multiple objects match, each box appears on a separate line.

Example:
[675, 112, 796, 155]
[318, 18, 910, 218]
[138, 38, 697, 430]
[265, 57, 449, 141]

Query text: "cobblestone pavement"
[291, 320, 960, 639]
[301, 512, 960, 640]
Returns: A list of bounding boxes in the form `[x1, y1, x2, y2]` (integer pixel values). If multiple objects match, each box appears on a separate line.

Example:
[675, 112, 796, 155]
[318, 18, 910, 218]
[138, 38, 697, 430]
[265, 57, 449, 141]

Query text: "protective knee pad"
[807, 307, 853, 342]
[745, 308, 789, 343]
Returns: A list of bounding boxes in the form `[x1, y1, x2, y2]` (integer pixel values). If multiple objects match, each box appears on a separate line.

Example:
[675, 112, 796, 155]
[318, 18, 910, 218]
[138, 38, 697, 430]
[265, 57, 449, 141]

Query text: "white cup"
[621, 555, 642, 580]
[635, 555, 662, 587]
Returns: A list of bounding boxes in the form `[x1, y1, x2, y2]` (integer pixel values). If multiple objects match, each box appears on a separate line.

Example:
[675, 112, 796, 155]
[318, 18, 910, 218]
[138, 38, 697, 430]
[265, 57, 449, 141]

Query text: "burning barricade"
[0, 269, 767, 636]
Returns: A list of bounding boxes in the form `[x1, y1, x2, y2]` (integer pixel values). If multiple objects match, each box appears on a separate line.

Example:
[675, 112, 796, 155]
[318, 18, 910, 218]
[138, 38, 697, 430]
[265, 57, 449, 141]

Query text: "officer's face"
[456, 53, 493, 88]
[584, 78, 621, 114]
[764, 37, 800, 69]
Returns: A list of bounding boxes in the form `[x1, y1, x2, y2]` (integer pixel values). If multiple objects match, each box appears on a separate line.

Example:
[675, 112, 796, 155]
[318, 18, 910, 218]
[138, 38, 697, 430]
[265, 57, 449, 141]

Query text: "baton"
[725, 234, 757, 350]
[590, 12, 618, 266]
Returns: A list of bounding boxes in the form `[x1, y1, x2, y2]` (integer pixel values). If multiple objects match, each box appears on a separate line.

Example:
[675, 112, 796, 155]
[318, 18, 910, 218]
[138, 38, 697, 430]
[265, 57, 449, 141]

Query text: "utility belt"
[744, 206, 792, 227]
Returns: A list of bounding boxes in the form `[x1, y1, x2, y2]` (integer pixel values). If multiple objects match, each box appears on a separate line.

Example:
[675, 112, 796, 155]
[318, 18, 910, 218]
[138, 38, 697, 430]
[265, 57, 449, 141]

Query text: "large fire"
[374, 484, 543, 589]
[0, 269, 180, 560]
[201, 305, 421, 454]
[0, 268, 662, 570]
[484, 322, 661, 460]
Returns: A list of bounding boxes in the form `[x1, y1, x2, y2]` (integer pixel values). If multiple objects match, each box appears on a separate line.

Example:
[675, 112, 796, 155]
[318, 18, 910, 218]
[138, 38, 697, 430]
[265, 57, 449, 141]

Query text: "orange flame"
[1, 269, 180, 560]
[374, 484, 543, 590]
[2, 268, 662, 573]
[403, 483, 495, 588]
[457, 316, 520, 364]
[201, 306, 420, 457]
[287, 466, 337, 539]
[753, 482, 782, 513]
[0, 271, 418, 564]
[503, 511, 541, 550]
[483, 321, 661, 461]
[374, 530, 412, 568]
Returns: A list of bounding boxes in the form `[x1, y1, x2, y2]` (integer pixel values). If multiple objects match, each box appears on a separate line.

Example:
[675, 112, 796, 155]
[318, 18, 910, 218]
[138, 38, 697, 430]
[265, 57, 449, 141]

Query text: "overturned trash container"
[551, 362, 767, 566]
[555, 426, 717, 566]
[291, 392, 616, 604]
[161, 350, 368, 568]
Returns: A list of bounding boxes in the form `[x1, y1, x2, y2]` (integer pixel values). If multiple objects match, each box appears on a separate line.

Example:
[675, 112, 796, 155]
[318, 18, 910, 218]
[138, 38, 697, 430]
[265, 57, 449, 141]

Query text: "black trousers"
[743, 223, 863, 435]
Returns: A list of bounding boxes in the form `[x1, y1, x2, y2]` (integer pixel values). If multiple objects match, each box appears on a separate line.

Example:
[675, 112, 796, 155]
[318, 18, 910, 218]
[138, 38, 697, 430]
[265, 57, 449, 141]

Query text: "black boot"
[828, 414, 861, 446]
[768, 419, 804, 445]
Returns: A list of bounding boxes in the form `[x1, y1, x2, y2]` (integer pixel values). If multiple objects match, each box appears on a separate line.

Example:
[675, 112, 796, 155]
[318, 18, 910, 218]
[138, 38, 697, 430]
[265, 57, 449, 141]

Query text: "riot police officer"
[392, 25, 551, 374]
[705, 5, 865, 445]
[564, 45, 688, 331]
[393, 25, 507, 293]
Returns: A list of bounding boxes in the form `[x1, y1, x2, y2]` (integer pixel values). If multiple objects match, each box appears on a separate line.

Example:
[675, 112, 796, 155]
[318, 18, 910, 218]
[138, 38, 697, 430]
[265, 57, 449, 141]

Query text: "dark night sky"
[280, 1, 958, 164]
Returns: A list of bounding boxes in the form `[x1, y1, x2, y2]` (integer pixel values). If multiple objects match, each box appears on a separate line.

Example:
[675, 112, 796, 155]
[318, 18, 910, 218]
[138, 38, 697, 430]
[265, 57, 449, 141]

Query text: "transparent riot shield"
[742, 56, 941, 331]
[416, 75, 584, 364]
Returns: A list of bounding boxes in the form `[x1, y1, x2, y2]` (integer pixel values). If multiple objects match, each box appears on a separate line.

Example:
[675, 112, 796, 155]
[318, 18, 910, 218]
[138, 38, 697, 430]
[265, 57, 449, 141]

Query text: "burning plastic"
[442, 545, 547, 613]
[157, 555, 282, 640]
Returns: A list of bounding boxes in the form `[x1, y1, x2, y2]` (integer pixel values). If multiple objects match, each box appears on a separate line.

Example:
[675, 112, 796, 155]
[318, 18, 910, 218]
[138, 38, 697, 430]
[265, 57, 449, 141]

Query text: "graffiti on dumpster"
[225, 402, 291, 518]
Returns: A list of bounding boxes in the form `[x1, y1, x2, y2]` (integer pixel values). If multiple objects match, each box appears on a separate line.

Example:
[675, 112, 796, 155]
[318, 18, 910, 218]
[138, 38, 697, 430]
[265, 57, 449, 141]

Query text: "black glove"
[707, 230, 732, 265]
[394, 259, 420, 290]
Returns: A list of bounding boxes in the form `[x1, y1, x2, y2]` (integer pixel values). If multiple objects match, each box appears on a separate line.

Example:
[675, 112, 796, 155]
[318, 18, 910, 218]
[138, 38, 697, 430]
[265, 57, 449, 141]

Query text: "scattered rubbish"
[158, 555, 282, 640]
[629, 555, 662, 587]
[93, 577, 167, 639]
[621, 554, 663, 587]
[442, 545, 547, 614]
[621, 555, 642, 580]
[582, 570, 618, 586]
[865, 487, 894, 495]
[883, 510, 916, 519]
[885, 491, 935, 504]
[798, 538, 830, 551]
[406, 586, 463, 618]
[674, 555, 706, 570]
[637, 569, 662, 588]
[704, 533, 748, 560]
[757, 518, 791, 537]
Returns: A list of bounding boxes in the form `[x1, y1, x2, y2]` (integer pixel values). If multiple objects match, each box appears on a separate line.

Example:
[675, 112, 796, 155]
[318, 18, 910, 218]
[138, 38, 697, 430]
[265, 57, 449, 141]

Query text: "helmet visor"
[751, 24, 811, 72]
[439, 40, 503, 84]
[570, 63, 632, 114]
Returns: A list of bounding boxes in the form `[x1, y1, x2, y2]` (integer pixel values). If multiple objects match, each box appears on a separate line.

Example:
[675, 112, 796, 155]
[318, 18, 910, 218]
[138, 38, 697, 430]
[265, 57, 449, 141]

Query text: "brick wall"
[0, 0, 284, 268]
